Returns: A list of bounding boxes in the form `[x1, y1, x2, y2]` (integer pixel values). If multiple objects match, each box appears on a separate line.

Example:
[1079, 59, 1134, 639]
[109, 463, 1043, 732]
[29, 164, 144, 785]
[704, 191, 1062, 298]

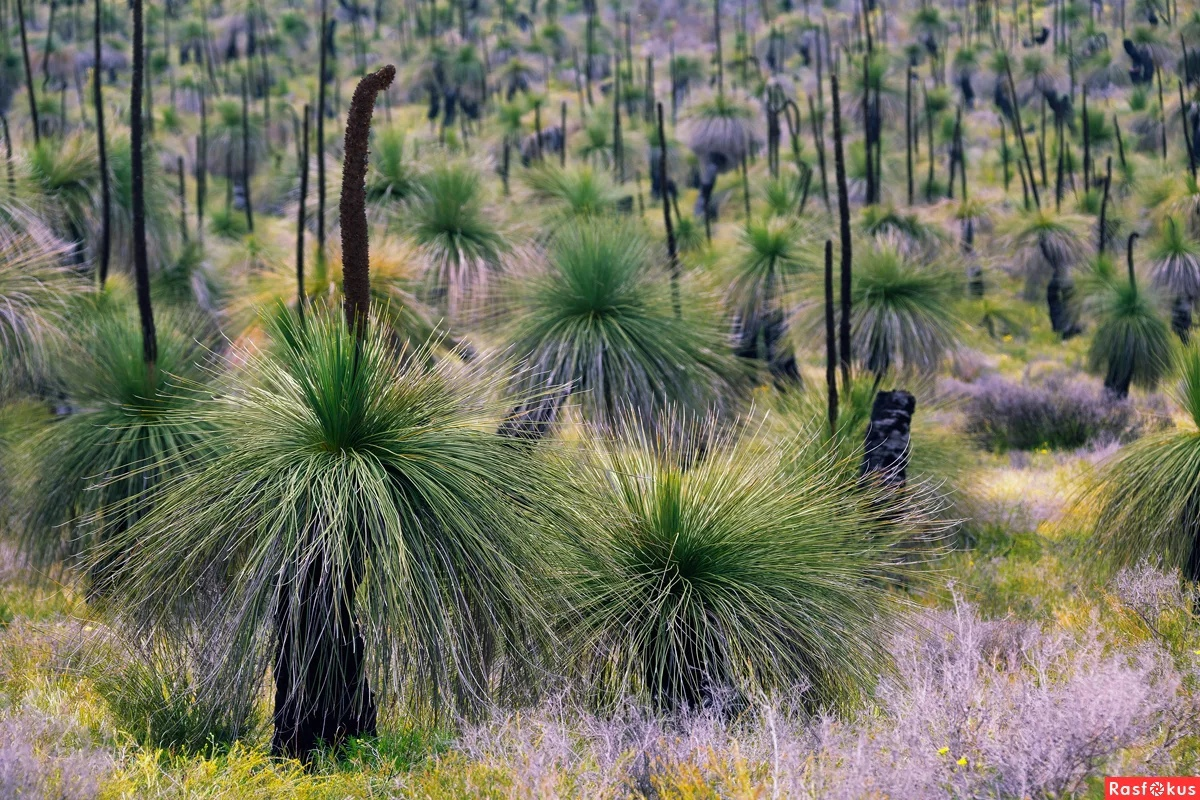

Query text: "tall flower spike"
[341, 64, 396, 340]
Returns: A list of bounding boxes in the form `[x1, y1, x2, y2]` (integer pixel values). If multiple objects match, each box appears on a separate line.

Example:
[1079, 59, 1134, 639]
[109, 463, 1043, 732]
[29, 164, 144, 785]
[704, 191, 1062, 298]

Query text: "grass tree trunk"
[131, 0, 157, 368]
[272, 65, 395, 763]
[860, 390, 915, 489]
[1105, 234, 1141, 397]
[93, 0, 110, 286]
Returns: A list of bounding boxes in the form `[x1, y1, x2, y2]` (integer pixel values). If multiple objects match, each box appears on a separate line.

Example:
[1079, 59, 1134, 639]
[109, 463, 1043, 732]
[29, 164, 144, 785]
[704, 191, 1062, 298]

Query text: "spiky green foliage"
[557, 422, 931, 712]
[93, 312, 558, 723]
[18, 304, 212, 574]
[25, 134, 97, 248]
[366, 126, 425, 205]
[852, 244, 961, 376]
[1087, 276, 1173, 396]
[1149, 218, 1200, 299]
[576, 109, 614, 168]
[860, 206, 945, 257]
[686, 94, 758, 167]
[502, 220, 744, 433]
[521, 164, 621, 221]
[761, 174, 806, 218]
[1000, 208, 1088, 277]
[0, 217, 78, 396]
[727, 220, 809, 352]
[404, 162, 508, 319]
[1084, 343, 1200, 573]
[104, 133, 173, 270]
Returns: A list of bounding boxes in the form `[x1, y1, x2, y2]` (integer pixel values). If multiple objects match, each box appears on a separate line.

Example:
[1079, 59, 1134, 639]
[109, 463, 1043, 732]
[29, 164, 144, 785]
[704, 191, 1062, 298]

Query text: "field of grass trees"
[6, 0, 1200, 795]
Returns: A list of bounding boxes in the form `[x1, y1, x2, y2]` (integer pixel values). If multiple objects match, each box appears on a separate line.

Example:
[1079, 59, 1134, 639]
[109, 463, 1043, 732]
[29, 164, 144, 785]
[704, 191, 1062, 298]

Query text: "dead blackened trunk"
[860, 390, 915, 489]
[271, 552, 377, 761]
[1173, 293, 1192, 343]
[1046, 261, 1073, 337]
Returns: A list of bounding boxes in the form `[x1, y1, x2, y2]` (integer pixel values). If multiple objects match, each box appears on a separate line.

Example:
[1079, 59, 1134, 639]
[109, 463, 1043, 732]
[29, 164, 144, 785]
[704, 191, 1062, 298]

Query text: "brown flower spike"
[340, 64, 396, 340]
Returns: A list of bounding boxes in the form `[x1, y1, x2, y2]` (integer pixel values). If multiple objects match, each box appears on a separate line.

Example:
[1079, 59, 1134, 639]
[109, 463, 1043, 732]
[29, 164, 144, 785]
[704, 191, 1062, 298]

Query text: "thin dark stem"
[16, 0, 37, 143]
[658, 103, 680, 319]
[297, 104, 310, 322]
[317, 0, 328, 260]
[824, 239, 838, 437]
[242, 72, 254, 233]
[131, 0, 156, 367]
[831, 72, 853, 392]
[93, 0, 109, 285]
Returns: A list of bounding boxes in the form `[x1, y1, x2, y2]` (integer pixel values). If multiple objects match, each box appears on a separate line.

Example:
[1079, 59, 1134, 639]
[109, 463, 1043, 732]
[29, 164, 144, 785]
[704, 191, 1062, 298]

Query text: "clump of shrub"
[960, 374, 1142, 452]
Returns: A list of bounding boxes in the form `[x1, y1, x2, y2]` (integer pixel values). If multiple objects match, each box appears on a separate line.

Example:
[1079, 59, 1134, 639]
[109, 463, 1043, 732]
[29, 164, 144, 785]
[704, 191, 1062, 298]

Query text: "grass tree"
[1085, 342, 1200, 581]
[19, 305, 213, 585]
[1147, 218, 1200, 341]
[1000, 208, 1088, 336]
[365, 126, 425, 208]
[851, 241, 961, 378]
[557, 421, 935, 713]
[521, 163, 621, 222]
[1087, 234, 1174, 398]
[404, 161, 509, 321]
[686, 93, 758, 171]
[0, 216, 78, 397]
[728, 218, 810, 385]
[500, 219, 744, 438]
[93, 65, 559, 763]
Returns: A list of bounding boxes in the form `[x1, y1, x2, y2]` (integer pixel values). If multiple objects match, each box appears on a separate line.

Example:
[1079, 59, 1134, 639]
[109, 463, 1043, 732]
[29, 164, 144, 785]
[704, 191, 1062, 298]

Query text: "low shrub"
[960, 373, 1142, 451]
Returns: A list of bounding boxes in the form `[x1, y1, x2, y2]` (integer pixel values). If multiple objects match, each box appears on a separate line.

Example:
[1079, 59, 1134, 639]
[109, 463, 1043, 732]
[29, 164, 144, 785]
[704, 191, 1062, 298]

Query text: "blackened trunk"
[177, 156, 187, 242]
[860, 390, 915, 489]
[824, 240, 838, 436]
[271, 555, 376, 761]
[1173, 293, 1192, 343]
[1046, 261, 1072, 336]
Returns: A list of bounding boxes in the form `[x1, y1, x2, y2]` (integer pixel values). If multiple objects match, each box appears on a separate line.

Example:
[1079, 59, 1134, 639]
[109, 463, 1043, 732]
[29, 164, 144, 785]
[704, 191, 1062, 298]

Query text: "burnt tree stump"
[860, 390, 916, 489]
